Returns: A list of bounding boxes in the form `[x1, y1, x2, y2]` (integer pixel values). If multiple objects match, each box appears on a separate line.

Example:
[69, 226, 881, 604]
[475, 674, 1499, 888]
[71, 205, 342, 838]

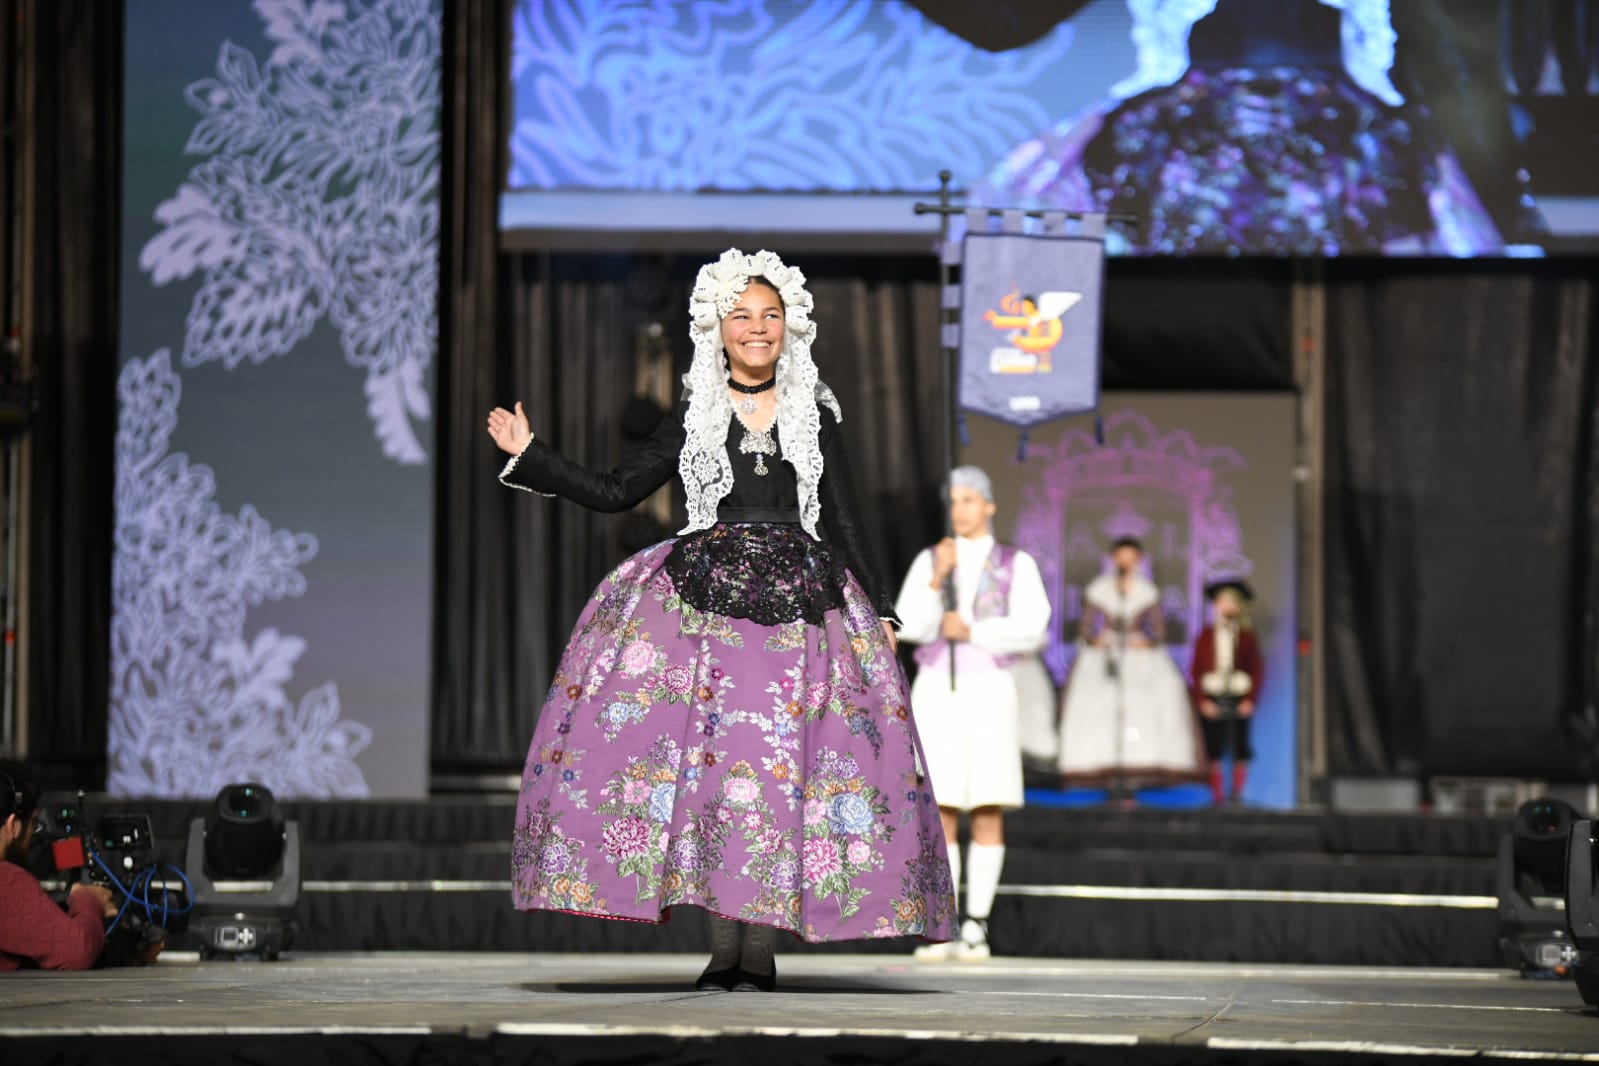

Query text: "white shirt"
[1215, 621, 1236, 673]
[894, 535, 1051, 658]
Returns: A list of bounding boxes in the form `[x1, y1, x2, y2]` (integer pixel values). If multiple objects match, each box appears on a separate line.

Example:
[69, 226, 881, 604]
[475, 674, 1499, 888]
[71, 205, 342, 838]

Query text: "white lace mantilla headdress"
[679, 248, 842, 539]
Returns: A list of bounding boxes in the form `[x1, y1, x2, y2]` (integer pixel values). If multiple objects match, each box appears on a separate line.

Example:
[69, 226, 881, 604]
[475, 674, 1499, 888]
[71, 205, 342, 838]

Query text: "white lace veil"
[679, 248, 842, 539]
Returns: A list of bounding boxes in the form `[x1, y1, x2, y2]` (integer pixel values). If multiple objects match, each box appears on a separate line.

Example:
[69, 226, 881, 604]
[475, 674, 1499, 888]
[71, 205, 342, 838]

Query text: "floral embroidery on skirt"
[511, 528, 955, 942]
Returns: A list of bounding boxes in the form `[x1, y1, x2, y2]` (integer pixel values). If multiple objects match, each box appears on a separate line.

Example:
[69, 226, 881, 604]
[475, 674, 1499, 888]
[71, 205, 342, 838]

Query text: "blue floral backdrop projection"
[508, 0, 1084, 193]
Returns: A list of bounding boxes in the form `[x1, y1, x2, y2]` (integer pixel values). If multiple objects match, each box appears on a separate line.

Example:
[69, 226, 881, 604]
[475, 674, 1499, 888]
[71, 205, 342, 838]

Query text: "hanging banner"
[958, 230, 1105, 427]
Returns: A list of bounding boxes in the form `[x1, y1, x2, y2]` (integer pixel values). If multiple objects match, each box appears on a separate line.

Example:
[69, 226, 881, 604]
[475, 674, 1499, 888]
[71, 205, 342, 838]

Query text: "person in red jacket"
[0, 759, 116, 971]
[1189, 581, 1264, 806]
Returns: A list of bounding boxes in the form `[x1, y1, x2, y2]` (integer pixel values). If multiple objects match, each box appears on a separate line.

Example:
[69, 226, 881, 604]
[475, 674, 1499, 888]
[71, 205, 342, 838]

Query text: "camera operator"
[0, 759, 117, 971]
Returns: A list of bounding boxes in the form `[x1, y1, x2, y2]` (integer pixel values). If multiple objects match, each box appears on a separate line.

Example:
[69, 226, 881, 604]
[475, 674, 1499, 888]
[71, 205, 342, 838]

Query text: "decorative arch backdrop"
[114, 0, 440, 798]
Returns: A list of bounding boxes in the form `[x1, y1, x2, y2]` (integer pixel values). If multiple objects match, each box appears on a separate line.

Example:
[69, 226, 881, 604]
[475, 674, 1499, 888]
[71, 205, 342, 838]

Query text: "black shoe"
[731, 966, 776, 992]
[695, 967, 738, 992]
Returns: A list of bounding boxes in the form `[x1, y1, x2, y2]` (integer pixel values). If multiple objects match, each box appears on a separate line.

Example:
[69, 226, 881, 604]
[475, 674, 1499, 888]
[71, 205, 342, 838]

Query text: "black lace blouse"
[499, 402, 900, 625]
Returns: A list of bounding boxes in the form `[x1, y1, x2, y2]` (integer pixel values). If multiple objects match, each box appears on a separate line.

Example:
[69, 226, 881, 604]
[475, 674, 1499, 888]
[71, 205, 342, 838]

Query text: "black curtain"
[1323, 259, 1599, 778]
[18, 0, 120, 782]
[1101, 259, 1292, 392]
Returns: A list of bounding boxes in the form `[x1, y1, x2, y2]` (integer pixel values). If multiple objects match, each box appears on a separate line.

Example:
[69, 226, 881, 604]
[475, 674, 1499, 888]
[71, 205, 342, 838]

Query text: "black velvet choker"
[727, 376, 776, 394]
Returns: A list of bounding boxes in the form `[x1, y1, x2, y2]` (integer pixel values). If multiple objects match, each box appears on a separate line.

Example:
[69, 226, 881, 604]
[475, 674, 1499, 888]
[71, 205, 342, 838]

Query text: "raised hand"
[487, 402, 533, 456]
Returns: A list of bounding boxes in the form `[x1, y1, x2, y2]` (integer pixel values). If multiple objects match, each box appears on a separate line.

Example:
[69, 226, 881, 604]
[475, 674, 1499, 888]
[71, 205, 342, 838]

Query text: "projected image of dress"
[974, 0, 1506, 255]
[506, 0, 1596, 253]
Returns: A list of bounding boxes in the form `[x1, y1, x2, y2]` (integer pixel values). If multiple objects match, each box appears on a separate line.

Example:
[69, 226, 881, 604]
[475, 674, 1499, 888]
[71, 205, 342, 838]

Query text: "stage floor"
[4, 953, 1599, 1064]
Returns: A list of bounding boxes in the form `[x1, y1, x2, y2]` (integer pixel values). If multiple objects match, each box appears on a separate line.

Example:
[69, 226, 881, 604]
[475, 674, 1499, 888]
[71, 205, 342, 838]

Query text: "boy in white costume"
[895, 467, 1051, 959]
[1057, 537, 1200, 786]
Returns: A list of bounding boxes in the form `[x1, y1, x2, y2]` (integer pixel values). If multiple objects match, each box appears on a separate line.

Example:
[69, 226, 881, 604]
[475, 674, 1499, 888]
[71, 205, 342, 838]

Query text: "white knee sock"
[965, 843, 1005, 921]
[946, 839, 963, 912]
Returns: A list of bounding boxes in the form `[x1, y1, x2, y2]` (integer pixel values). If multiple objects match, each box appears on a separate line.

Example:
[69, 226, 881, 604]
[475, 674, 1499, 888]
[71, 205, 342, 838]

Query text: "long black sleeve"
[818, 409, 901, 624]
[498, 407, 683, 512]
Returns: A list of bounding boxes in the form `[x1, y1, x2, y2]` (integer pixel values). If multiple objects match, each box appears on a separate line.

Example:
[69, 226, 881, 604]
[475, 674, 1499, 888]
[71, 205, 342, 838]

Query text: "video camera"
[27, 793, 191, 965]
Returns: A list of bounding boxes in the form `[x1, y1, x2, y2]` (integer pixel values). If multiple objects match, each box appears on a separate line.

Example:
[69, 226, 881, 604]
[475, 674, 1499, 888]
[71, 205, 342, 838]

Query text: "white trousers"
[912, 667, 1024, 811]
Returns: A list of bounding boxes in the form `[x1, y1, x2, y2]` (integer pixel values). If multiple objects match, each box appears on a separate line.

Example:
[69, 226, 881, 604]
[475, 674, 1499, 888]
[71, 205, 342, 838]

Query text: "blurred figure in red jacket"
[1190, 582, 1263, 806]
[0, 759, 117, 971]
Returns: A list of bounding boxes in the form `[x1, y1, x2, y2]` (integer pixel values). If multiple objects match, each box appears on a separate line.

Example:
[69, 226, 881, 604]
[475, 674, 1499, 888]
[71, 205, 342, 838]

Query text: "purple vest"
[913, 542, 1022, 675]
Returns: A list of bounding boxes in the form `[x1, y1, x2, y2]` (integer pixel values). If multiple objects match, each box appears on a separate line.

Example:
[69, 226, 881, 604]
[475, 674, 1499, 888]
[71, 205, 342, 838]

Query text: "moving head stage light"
[1499, 797, 1580, 975]
[185, 783, 301, 961]
[1565, 818, 1599, 1007]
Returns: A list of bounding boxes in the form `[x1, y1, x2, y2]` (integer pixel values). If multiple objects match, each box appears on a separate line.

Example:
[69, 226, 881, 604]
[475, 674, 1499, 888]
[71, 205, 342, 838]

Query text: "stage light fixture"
[1566, 818, 1599, 1007]
[205, 783, 284, 878]
[1497, 797, 1580, 976]
[185, 782, 301, 961]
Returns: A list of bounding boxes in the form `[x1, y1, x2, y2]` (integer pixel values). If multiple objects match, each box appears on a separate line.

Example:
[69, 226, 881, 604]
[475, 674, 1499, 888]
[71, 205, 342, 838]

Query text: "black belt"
[717, 506, 801, 524]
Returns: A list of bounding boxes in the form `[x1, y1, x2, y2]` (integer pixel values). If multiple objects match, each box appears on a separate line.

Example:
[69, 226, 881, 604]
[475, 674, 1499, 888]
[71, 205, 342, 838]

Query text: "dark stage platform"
[4, 953, 1598, 1066]
[73, 796, 1510, 966]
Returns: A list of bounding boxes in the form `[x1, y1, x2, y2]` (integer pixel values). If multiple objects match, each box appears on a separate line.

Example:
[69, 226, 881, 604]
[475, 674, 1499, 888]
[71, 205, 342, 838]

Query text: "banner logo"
[982, 286, 1083, 373]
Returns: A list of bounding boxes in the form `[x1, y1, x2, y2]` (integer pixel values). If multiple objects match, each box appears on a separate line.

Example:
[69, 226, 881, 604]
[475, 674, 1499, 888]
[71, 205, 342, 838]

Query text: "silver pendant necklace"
[728, 375, 777, 474]
[735, 413, 777, 476]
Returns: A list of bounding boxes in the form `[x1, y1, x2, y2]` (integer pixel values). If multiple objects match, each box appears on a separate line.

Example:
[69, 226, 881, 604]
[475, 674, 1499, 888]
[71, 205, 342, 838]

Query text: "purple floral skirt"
[511, 525, 955, 943]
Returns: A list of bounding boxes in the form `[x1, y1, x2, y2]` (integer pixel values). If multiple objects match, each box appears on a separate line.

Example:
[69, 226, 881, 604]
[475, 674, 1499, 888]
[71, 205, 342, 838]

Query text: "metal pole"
[1, 442, 17, 754]
[934, 170, 958, 691]
[0, 0, 16, 756]
[1111, 589, 1127, 802]
[1292, 258, 1328, 806]
[12, 0, 35, 759]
